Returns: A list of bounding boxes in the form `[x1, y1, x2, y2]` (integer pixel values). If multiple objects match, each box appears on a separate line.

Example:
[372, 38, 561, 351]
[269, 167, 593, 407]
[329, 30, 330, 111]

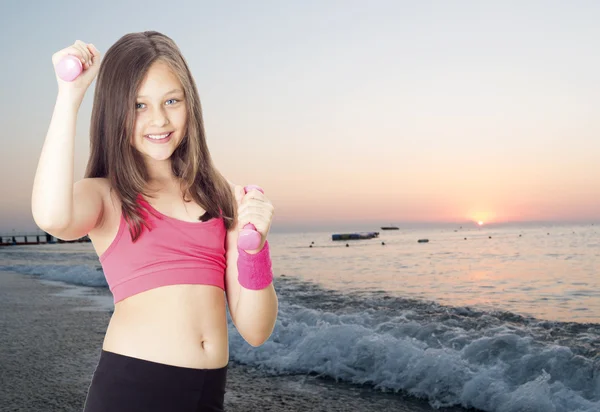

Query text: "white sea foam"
[228, 296, 600, 411]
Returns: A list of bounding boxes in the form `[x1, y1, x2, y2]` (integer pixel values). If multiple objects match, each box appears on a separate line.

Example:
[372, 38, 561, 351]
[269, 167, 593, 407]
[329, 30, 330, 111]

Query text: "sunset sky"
[1, 1, 599, 234]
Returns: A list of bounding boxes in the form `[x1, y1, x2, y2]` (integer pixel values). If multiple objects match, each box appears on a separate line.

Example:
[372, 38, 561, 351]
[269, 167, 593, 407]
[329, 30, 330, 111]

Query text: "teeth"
[147, 133, 170, 139]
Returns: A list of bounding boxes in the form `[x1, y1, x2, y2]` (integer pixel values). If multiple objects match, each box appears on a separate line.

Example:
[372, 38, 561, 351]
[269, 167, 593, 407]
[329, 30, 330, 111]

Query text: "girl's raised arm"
[32, 41, 104, 240]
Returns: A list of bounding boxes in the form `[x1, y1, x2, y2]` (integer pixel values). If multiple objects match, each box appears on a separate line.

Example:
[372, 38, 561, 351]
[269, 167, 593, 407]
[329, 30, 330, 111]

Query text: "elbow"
[244, 332, 272, 348]
[32, 214, 75, 241]
[32, 205, 69, 233]
[240, 322, 277, 347]
[33, 215, 68, 235]
[236, 294, 279, 347]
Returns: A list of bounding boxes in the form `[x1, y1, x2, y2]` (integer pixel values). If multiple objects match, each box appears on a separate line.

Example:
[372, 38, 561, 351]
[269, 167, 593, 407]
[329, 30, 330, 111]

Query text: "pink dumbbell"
[56, 55, 83, 82]
[238, 185, 264, 251]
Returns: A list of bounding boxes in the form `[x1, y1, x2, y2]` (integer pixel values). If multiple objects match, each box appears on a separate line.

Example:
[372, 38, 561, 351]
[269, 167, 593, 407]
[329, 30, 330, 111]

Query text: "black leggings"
[83, 350, 227, 412]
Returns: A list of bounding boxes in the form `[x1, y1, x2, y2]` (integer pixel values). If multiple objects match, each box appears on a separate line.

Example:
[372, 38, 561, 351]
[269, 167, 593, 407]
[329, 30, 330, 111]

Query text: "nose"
[149, 106, 170, 127]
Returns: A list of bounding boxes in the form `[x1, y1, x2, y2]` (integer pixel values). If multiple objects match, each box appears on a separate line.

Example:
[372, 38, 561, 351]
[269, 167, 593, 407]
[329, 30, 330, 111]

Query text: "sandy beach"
[0, 269, 472, 412]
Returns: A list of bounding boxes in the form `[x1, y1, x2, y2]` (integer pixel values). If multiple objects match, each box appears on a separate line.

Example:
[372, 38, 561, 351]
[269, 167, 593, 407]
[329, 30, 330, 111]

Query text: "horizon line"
[0, 217, 597, 236]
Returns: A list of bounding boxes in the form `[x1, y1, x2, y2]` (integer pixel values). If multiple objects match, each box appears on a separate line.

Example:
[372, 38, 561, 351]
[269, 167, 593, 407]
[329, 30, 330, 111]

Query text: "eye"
[135, 99, 179, 110]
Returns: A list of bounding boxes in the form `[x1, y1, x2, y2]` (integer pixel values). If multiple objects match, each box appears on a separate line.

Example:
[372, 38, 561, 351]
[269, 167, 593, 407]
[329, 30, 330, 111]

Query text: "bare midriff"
[102, 284, 229, 369]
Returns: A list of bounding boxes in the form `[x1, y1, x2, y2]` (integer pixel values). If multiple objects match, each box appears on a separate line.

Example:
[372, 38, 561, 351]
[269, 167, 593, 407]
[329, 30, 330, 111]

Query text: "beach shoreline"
[0, 270, 472, 412]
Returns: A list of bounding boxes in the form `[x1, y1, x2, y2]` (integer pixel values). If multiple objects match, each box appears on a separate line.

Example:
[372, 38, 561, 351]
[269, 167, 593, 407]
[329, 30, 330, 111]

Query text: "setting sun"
[468, 210, 496, 226]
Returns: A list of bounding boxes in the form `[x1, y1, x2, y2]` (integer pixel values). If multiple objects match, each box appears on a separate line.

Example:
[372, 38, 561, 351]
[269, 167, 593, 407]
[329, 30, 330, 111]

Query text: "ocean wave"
[229, 277, 600, 412]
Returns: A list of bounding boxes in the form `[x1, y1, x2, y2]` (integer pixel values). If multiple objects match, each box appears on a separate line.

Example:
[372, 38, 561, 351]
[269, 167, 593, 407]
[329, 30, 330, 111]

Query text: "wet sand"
[0, 270, 473, 411]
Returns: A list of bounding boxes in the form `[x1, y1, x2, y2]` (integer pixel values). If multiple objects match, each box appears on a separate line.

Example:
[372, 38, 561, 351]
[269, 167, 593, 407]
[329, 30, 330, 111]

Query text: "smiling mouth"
[144, 132, 173, 142]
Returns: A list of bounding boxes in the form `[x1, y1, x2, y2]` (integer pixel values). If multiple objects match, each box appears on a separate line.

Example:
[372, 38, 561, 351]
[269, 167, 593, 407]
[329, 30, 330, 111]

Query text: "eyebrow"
[137, 88, 183, 98]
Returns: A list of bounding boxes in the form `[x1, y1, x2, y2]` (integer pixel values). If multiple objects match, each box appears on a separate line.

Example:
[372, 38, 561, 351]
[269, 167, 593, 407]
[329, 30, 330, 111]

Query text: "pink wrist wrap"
[237, 240, 273, 290]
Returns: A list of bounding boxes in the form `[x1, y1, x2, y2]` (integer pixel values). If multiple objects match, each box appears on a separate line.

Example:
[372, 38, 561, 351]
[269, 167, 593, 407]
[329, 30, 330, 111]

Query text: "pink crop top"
[99, 196, 227, 303]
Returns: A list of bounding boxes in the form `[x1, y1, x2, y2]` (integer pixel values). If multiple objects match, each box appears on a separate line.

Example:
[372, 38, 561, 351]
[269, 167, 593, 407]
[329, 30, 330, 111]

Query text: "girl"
[31, 31, 278, 411]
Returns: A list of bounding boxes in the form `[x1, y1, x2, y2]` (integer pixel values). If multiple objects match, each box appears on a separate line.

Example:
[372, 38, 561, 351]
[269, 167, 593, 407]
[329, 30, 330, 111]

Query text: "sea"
[1, 222, 599, 412]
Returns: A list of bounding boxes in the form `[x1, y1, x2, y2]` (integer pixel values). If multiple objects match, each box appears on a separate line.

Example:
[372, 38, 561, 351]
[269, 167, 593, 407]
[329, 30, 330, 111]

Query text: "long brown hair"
[85, 31, 236, 241]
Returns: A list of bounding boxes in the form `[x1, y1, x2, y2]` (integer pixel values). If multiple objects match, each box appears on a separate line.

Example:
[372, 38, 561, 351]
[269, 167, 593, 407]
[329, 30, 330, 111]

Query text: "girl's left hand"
[234, 185, 274, 253]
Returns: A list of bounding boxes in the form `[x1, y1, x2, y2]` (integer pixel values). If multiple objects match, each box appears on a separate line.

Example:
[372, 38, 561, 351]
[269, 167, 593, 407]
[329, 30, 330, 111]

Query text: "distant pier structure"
[0, 231, 90, 246]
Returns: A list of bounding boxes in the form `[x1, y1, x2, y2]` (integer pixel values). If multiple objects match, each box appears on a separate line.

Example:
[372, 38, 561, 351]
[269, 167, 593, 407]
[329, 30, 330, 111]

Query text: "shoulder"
[223, 177, 243, 203]
[222, 178, 239, 233]
[224, 178, 236, 193]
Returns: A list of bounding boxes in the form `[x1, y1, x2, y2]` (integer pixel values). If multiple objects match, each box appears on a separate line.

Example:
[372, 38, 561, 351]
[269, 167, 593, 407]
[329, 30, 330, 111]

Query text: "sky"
[1, 0, 599, 234]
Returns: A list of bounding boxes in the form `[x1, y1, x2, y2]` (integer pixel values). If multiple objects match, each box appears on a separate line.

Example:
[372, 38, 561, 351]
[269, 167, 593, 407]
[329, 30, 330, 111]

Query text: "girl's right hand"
[52, 40, 101, 102]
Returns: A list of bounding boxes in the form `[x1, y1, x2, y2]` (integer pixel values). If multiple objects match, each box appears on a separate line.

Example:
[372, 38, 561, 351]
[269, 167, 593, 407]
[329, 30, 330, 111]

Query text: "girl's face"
[132, 60, 187, 163]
